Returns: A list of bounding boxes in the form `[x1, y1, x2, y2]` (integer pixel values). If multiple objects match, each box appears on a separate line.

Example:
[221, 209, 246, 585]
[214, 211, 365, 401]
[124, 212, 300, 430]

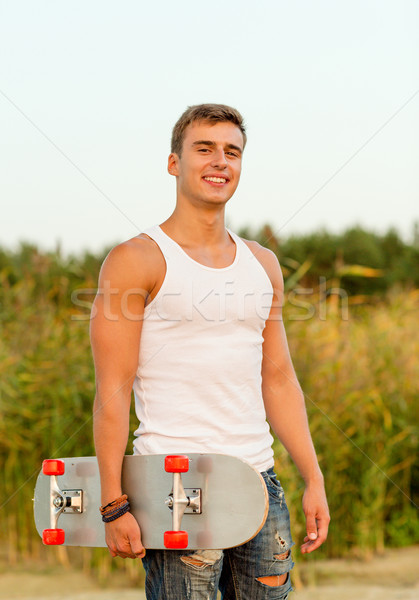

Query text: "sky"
[1, 0, 418, 255]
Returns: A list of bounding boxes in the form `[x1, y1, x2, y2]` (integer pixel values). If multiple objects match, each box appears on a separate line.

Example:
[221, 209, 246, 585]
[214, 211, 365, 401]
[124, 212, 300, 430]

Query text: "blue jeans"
[142, 468, 294, 599]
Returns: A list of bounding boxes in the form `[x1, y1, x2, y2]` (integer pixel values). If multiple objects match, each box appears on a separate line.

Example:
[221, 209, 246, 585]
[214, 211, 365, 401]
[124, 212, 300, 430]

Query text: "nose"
[211, 148, 228, 169]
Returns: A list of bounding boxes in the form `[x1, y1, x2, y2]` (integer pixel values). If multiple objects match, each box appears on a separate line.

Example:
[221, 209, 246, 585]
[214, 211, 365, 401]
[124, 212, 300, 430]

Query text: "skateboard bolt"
[53, 496, 64, 508]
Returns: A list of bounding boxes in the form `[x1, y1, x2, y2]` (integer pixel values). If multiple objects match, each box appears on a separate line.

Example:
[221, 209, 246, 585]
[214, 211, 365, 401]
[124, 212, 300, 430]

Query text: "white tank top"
[132, 225, 275, 472]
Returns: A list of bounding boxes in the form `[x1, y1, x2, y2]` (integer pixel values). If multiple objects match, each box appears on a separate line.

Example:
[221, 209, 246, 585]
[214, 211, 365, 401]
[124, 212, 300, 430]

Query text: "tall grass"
[277, 286, 419, 558]
[0, 264, 418, 573]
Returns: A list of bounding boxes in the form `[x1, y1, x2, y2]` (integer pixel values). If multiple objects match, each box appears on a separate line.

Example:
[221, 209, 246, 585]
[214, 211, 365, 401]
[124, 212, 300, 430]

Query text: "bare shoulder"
[98, 234, 164, 291]
[240, 237, 284, 291]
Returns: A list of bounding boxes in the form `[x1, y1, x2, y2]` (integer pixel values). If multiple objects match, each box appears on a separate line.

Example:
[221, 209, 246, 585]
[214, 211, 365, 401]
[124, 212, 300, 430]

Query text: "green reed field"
[0, 234, 418, 579]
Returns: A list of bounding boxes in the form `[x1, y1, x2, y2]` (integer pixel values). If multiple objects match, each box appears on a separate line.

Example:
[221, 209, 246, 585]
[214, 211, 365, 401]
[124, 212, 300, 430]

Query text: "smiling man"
[90, 104, 330, 600]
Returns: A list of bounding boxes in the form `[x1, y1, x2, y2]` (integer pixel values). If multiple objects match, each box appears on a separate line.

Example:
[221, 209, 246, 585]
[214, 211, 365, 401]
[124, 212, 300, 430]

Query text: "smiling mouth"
[203, 176, 228, 184]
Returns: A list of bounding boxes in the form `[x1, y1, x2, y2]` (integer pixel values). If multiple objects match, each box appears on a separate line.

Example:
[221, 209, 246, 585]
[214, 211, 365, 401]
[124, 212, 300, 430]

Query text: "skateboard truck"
[41, 459, 83, 545]
[163, 455, 201, 549]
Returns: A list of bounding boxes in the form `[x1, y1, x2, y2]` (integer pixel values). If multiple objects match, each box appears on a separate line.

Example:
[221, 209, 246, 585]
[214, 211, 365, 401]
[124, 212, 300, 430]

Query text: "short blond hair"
[171, 103, 247, 156]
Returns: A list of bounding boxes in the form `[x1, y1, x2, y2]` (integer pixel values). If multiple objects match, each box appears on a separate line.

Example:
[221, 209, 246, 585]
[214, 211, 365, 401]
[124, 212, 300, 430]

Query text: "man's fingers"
[133, 543, 146, 559]
[300, 529, 322, 553]
[300, 537, 322, 553]
[301, 483, 330, 554]
[305, 514, 318, 541]
[114, 538, 145, 559]
[130, 537, 146, 559]
[316, 515, 330, 544]
[105, 514, 145, 560]
[116, 547, 138, 559]
[108, 540, 139, 559]
[301, 513, 330, 553]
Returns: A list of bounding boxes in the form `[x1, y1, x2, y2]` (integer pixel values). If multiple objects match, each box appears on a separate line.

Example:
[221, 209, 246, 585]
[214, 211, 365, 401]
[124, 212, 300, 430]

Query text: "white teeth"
[204, 176, 227, 183]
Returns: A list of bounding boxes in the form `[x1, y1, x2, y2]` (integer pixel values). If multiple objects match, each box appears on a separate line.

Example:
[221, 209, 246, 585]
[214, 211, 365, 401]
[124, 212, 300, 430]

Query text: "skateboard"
[34, 453, 269, 550]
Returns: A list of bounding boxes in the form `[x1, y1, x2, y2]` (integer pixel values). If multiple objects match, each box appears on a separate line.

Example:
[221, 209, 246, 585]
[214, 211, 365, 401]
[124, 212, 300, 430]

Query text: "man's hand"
[300, 480, 330, 554]
[105, 512, 146, 559]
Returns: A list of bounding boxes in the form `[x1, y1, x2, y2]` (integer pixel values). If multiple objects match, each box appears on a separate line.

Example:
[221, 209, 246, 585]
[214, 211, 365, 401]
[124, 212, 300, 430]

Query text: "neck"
[161, 203, 229, 246]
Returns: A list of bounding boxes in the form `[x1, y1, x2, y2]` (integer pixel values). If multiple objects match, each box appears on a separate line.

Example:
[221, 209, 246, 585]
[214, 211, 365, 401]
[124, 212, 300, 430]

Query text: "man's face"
[168, 120, 244, 208]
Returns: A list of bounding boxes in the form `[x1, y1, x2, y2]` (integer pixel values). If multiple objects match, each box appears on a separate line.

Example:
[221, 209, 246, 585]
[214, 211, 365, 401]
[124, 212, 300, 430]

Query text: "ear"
[167, 152, 179, 176]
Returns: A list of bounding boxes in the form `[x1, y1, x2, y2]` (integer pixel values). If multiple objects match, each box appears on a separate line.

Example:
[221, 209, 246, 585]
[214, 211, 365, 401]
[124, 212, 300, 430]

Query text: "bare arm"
[254, 245, 330, 554]
[90, 238, 153, 559]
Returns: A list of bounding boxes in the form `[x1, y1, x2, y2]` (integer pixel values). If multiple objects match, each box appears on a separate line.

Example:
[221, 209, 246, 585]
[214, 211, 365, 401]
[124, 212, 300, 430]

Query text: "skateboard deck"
[34, 453, 269, 550]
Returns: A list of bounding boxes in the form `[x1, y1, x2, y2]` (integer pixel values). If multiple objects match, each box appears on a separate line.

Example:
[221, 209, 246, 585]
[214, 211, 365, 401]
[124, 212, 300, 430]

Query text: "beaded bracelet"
[100, 494, 128, 515]
[102, 501, 131, 523]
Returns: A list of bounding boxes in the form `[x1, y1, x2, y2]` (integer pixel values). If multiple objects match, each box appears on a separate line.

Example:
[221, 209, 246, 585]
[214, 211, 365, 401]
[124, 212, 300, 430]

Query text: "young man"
[90, 104, 330, 599]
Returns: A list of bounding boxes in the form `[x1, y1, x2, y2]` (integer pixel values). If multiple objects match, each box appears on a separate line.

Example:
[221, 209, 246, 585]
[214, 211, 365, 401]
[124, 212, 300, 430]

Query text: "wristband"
[102, 501, 131, 523]
[100, 494, 128, 514]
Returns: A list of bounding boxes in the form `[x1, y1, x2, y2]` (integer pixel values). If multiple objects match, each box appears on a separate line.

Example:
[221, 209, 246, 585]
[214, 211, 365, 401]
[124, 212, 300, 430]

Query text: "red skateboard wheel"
[43, 528, 65, 545]
[164, 455, 189, 473]
[164, 530, 188, 549]
[42, 459, 65, 476]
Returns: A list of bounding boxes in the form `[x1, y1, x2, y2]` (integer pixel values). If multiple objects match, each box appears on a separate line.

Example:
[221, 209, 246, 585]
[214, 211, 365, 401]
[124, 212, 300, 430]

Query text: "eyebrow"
[192, 140, 243, 154]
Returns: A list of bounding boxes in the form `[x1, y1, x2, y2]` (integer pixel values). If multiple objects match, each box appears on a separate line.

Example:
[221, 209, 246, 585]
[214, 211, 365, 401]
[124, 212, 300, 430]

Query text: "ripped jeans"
[142, 467, 294, 599]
